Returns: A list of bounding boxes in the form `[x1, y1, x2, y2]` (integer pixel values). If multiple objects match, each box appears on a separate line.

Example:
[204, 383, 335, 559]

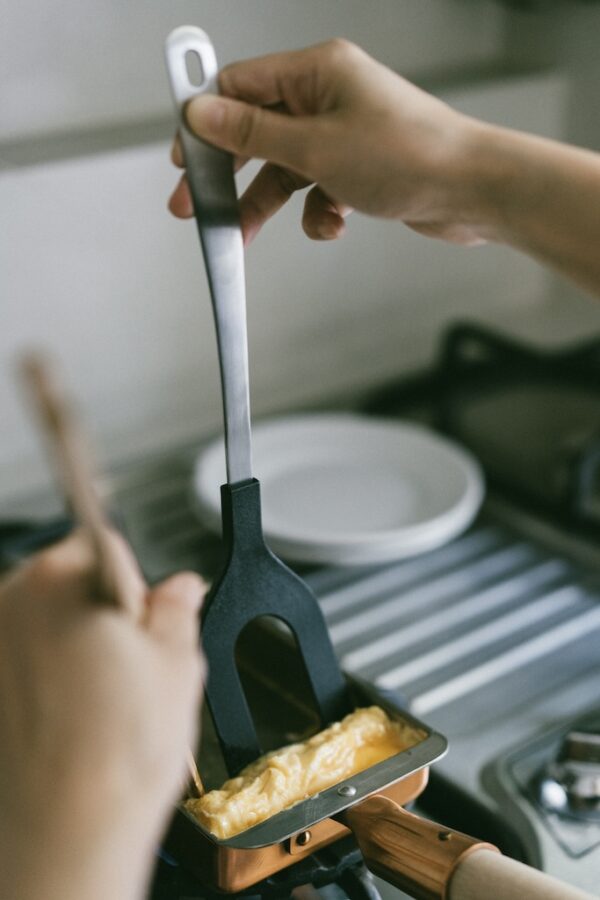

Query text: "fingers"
[5, 531, 95, 613]
[168, 173, 194, 218]
[171, 132, 184, 168]
[185, 95, 315, 176]
[145, 572, 207, 655]
[302, 186, 351, 240]
[171, 131, 249, 174]
[170, 159, 352, 241]
[96, 529, 147, 621]
[169, 142, 248, 220]
[239, 162, 311, 244]
[7, 529, 146, 618]
[216, 40, 356, 110]
[25, 530, 94, 580]
[217, 46, 320, 107]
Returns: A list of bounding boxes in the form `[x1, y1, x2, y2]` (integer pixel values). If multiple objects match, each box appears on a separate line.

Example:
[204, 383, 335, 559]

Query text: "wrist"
[452, 117, 544, 247]
[443, 117, 507, 243]
[397, 106, 513, 246]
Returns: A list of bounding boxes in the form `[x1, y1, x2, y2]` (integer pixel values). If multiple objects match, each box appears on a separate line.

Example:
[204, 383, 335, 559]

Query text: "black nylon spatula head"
[165, 27, 351, 777]
[202, 479, 350, 776]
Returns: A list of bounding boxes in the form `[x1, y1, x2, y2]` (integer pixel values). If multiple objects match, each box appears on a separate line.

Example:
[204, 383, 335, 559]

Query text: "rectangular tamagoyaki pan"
[164, 677, 448, 893]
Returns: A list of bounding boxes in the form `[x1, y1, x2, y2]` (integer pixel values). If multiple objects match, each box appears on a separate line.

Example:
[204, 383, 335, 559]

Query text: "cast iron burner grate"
[365, 322, 600, 532]
[150, 838, 380, 900]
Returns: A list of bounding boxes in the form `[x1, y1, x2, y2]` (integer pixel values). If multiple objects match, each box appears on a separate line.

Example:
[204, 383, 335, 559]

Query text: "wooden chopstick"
[21, 351, 205, 798]
[21, 353, 137, 614]
[186, 748, 205, 797]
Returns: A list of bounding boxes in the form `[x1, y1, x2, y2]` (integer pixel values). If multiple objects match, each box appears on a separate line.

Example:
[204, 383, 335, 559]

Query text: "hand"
[169, 38, 600, 297]
[169, 39, 485, 246]
[0, 533, 205, 900]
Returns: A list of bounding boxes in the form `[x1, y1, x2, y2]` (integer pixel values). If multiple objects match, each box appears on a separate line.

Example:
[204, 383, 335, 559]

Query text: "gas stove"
[3, 323, 600, 898]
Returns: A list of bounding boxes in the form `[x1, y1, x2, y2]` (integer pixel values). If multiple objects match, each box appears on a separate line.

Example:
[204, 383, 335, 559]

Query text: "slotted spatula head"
[201, 479, 351, 776]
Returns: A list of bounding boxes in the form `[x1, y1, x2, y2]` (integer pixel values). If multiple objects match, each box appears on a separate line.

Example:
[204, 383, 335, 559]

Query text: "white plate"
[192, 413, 484, 566]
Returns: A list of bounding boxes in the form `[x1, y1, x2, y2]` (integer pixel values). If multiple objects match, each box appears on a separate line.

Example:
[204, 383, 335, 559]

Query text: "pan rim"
[181, 704, 448, 850]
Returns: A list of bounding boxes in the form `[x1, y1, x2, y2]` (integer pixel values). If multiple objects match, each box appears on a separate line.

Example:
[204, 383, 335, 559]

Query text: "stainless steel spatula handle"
[165, 26, 252, 484]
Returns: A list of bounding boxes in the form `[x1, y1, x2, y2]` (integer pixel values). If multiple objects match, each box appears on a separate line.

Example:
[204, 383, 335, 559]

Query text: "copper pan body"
[166, 766, 429, 892]
[163, 624, 445, 894]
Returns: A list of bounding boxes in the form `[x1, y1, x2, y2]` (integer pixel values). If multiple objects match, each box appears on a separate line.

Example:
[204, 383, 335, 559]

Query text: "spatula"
[165, 26, 350, 777]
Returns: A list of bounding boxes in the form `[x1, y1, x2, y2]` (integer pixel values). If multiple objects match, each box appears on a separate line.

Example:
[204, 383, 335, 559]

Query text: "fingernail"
[186, 95, 226, 136]
[317, 222, 341, 240]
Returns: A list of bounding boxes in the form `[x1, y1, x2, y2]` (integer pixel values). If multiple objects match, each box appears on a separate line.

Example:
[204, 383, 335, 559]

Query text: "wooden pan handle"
[345, 795, 495, 900]
[449, 848, 595, 900]
[345, 795, 594, 900]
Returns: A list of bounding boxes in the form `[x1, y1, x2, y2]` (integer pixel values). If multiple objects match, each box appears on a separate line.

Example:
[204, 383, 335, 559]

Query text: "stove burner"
[535, 729, 600, 823]
[365, 322, 600, 534]
[151, 837, 381, 900]
[487, 709, 600, 863]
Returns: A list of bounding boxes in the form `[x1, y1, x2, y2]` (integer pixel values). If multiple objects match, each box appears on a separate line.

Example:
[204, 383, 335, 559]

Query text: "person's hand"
[0, 532, 205, 900]
[169, 39, 486, 246]
[169, 37, 600, 297]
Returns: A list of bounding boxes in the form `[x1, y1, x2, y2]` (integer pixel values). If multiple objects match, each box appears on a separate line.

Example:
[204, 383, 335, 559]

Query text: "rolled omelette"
[185, 706, 425, 839]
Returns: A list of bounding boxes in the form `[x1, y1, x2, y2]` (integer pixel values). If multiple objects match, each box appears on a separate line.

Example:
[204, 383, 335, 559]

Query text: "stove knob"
[536, 730, 600, 822]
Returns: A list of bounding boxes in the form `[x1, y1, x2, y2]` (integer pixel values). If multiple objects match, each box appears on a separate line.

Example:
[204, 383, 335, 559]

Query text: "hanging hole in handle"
[185, 50, 205, 88]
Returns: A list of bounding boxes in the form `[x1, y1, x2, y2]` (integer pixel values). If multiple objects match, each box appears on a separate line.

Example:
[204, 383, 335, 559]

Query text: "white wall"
[502, 0, 600, 321]
[3, 0, 596, 505]
[1, 0, 505, 142]
[504, 1, 600, 150]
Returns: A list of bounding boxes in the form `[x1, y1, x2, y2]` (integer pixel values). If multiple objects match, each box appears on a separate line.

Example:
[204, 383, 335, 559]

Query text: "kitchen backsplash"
[3, 1, 600, 504]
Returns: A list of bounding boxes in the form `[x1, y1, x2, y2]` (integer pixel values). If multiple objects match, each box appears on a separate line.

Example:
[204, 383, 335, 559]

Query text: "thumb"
[185, 94, 313, 175]
[145, 572, 206, 653]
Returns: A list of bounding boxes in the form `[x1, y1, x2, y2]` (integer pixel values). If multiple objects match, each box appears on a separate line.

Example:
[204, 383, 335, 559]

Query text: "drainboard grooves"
[377, 583, 588, 690]
[313, 527, 503, 619]
[341, 557, 572, 672]
[429, 632, 600, 735]
[327, 541, 538, 645]
[310, 518, 600, 731]
[410, 602, 600, 715]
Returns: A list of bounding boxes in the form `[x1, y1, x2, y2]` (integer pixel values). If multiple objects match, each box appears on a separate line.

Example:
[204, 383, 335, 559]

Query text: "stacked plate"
[192, 414, 484, 566]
